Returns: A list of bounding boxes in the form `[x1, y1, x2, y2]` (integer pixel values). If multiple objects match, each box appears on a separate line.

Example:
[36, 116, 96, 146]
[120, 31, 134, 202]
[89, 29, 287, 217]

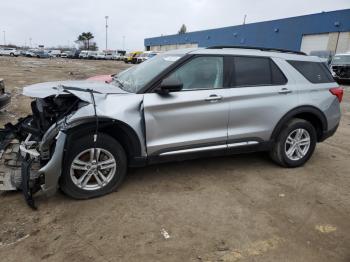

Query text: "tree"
[89, 42, 98, 51]
[76, 32, 95, 50]
[178, 24, 187, 34]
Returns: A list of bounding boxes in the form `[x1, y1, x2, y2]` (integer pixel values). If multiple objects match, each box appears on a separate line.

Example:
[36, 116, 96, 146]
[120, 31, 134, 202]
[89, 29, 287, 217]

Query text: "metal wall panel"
[145, 9, 350, 52]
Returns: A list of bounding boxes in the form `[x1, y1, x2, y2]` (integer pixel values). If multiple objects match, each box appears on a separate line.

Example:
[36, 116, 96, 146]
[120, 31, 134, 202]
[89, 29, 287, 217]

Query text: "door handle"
[205, 94, 223, 102]
[278, 88, 292, 94]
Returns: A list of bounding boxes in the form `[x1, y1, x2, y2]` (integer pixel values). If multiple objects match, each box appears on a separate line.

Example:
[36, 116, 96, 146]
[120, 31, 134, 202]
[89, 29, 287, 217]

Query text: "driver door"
[143, 56, 230, 156]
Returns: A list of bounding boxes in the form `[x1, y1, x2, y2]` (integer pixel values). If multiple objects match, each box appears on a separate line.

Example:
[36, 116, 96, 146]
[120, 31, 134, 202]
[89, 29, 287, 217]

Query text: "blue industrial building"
[144, 9, 350, 54]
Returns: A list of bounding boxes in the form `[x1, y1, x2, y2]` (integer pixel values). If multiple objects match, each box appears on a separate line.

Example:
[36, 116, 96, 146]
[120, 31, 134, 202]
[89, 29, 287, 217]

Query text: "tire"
[60, 133, 127, 199]
[270, 118, 317, 167]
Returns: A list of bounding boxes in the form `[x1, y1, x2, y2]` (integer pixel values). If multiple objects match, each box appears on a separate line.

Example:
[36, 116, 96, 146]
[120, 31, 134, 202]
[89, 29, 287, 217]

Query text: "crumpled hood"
[23, 80, 128, 99]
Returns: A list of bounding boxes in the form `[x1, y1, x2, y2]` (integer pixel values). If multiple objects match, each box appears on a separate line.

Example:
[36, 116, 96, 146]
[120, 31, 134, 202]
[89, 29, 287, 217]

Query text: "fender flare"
[270, 106, 328, 141]
[64, 117, 143, 158]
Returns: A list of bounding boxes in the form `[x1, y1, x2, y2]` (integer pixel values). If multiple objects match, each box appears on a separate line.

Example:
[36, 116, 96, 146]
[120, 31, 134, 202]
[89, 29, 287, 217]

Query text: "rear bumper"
[0, 93, 11, 110]
[319, 124, 339, 142]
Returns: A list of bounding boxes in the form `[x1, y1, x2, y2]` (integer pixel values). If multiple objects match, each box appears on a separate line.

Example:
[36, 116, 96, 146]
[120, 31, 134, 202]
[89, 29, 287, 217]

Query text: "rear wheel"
[270, 118, 317, 167]
[60, 134, 127, 199]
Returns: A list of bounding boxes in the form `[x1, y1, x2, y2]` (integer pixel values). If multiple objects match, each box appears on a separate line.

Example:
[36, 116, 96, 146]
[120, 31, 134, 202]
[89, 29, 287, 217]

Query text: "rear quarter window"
[287, 60, 334, 83]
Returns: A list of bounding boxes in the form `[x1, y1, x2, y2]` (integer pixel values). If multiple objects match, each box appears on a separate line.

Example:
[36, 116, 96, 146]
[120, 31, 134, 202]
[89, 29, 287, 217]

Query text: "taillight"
[329, 87, 344, 103]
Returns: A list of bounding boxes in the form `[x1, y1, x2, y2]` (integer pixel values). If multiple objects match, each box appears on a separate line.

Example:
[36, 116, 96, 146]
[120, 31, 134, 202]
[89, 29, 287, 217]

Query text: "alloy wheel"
[70, 148, 117, 191]
[284, 128, 311, 161]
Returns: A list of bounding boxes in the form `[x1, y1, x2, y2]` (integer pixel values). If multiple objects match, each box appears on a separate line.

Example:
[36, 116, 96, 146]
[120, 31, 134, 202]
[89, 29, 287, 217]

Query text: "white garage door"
[301, 33, 329, 54]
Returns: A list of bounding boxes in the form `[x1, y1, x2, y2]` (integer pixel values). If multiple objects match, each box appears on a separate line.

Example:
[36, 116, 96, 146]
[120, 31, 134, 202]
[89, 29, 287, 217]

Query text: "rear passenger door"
[226, 56, 299, 145]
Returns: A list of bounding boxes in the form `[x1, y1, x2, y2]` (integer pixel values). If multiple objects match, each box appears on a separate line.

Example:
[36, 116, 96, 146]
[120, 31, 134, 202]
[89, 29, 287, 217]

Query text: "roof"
[163, 47, 322, 62]
[334, 53, 350, 56]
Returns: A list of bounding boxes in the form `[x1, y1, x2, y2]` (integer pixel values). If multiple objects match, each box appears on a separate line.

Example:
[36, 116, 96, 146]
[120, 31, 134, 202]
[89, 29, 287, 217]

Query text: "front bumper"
[0, 127, 67, 208]
[38, 131, 66, 196]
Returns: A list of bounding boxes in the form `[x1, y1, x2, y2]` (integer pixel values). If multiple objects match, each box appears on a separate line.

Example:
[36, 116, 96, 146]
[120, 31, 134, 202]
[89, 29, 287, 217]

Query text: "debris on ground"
[160, 228, 170, 239]
[315, 224, 337, 233]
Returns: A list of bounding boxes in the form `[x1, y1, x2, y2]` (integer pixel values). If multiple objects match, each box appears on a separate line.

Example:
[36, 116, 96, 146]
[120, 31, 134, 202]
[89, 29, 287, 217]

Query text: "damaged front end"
[0, 92, 84, 208]
[1, 80, 141, 208]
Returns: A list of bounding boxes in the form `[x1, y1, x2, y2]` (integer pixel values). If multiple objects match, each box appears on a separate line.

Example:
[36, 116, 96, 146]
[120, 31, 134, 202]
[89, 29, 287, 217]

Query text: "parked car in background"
[34, 50, 50, 58]
[124, 51, 142, 63]
[60, 51, 70, 58]
[87, 74, 114, 83]
[119, 54, 126, 61]
[25, 50, 37, 57]
[48, 50, 61, 58]
[0, 48, 20, 57]
[103, 50, 116, 60]
[113, 53, 123, 60]
[0, 79, 11, 110]
[96, 51, 106, 60]
[86, 51, 98, 59]
[0, 47, 342, 207]
[19, 50, 27, 56]
[136, 51, 158, 63]
[68, 49, 81, 59]
[131, 52, 143, 64]
[79, 50, 89, 59]
[330, 53, 350, 83]
[86, 65, 134, 83]
[310, 50, 334, 65]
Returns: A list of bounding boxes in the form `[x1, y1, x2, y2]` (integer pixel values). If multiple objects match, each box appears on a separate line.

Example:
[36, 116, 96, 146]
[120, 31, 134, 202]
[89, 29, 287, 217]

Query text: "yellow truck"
[124, 51, 143, 64]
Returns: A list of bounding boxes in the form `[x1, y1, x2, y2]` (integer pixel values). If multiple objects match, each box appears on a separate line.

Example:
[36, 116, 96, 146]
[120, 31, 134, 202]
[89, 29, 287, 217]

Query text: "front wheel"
[270, 118, 317, 167]
[60, 133, 127, 199]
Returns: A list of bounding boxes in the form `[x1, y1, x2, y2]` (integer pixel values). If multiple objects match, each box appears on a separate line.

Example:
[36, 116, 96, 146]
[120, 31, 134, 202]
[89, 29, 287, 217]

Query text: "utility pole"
[243, 14, 247, 25]
[3, 30, 6, 46]
[29, 37, 32, 48]
[105, 16, 109, 51]
[122, 35, 125, 51]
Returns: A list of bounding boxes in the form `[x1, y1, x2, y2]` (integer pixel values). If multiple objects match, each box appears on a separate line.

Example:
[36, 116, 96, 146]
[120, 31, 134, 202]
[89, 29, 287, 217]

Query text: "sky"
[0, 0, 349, 51]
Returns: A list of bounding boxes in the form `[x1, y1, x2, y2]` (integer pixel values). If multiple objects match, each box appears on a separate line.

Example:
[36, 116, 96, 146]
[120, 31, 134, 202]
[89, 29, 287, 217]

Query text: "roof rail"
[206, 45, 307, 55]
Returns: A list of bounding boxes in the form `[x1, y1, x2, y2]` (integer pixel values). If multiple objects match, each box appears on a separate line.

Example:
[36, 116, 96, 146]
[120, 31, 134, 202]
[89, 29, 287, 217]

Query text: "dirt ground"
[0, 56, 349, 262]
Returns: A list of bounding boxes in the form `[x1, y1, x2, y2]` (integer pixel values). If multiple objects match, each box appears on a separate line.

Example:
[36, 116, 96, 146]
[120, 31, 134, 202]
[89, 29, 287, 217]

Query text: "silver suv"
[0, 46, 343, 207]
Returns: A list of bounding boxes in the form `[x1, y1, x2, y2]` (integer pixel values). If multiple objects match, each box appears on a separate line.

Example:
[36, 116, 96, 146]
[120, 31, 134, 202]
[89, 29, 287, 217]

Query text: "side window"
[232, 56, 287, 87]
[287, 60, 334, 83]
[167, 56, 223, 90]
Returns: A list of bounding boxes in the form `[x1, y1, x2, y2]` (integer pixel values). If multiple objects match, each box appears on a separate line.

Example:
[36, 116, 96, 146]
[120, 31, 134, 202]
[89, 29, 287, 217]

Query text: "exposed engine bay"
[0, 94, 83, 208]
[0, 80, 144, 209]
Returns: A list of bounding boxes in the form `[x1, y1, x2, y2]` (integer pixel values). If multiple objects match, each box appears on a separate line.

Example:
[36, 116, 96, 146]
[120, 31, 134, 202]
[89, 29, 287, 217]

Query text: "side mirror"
[156, 77, 183, 94]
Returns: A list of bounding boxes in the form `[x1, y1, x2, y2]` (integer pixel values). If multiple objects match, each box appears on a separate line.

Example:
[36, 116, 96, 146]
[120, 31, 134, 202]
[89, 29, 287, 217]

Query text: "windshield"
[113, 53, 184, 93]
[332, 55, 350, 64]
